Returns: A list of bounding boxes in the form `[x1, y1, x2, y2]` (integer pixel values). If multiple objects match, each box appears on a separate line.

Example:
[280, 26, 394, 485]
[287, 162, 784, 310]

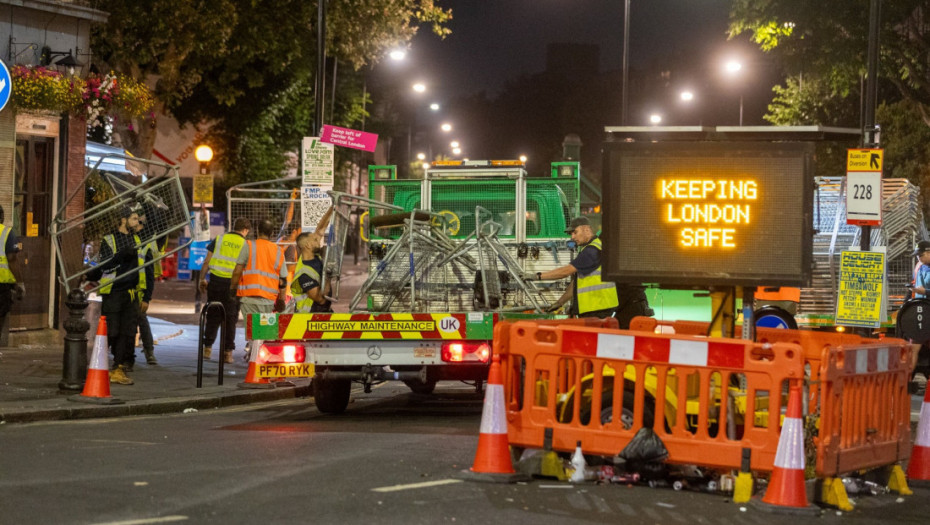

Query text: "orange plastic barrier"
[498, 320, 806, 473]
[816, 342, 913, 477]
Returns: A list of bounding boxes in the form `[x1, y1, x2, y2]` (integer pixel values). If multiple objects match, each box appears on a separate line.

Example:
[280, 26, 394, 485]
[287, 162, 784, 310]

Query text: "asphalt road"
[2, 382, 928, 525]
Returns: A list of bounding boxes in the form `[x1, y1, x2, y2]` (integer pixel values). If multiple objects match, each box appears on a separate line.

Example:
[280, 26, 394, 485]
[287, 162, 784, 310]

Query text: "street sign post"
[846, 148, 883, 226]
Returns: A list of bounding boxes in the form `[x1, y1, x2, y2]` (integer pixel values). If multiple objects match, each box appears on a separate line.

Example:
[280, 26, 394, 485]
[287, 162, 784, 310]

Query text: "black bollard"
[60, 288, 90, 392]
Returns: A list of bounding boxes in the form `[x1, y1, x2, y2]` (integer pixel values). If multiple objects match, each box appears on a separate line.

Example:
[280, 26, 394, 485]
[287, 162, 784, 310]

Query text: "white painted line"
[90, 516, 188, 525]
[371, 479, 463, 493]
[538, 484, 575, 489]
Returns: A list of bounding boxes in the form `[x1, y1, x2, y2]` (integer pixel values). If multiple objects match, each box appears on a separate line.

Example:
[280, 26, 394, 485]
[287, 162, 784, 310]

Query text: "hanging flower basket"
[9, 66, 154, 122]
[10, 66, 82, 114]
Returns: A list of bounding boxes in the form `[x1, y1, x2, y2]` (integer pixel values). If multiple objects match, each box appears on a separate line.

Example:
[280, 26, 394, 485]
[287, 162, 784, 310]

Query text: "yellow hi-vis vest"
[142, 239, 163, 279]
[99, 233, 146, 295]
[209, 233, 246, 279]
[576, 238, 619, 314]
[290, 258, 321, 313]
[0, 225, 16, 284]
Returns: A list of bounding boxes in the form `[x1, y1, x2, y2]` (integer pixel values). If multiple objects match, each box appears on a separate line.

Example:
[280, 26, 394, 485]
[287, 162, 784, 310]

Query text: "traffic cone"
[753, 382, 817, 515]
[459, 354, 528, 483]
[69, 316, 123, 405]
[907, 384, 930, 484]
[237, 340, 275, 389]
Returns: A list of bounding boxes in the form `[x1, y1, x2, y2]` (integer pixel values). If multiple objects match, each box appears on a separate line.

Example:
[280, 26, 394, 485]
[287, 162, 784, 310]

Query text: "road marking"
[90, 516, 188, 525]
[371, 479, 462, 493]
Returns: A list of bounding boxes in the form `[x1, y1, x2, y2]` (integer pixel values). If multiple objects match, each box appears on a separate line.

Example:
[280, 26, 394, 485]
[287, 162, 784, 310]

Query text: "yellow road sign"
[847, 149, 883, 172]
[193, 174, 214, 205]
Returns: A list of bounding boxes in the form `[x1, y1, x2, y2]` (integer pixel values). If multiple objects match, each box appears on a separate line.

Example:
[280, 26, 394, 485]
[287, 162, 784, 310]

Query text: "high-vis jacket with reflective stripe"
[209, 232, 247, 279]
[575, 238, 619, 314]
[0, 225, 16, 284]
[100, 233, 146, 295]
[290, 258, 322, 312]
[238, 239, 284, 301]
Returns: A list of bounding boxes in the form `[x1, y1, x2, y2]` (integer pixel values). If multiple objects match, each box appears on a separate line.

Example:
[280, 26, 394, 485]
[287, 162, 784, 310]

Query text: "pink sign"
[321, 125, 378, 152]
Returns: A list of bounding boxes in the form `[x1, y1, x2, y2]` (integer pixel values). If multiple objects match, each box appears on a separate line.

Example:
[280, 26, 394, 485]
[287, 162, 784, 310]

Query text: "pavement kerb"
[0, 383, 311, 424]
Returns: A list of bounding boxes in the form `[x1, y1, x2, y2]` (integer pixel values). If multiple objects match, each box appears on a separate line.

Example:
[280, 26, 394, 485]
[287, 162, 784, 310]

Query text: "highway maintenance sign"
[846, 148, 883, 227]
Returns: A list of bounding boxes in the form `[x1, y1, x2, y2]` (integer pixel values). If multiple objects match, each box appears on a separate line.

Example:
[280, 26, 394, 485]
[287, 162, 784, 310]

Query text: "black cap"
[118, 205, 135, 219]
[914, 240, 930, 256]
[564, 216, 590, 234]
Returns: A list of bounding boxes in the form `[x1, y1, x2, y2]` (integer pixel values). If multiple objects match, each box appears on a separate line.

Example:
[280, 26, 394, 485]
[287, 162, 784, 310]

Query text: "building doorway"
[13, 136, 54, 329]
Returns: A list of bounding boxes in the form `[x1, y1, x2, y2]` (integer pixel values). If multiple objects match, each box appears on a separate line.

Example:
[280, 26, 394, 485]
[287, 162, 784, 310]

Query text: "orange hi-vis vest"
[238, 238, 285, 301]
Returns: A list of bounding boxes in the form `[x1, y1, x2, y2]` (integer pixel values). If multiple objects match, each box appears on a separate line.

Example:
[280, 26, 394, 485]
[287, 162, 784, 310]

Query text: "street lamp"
[724, 60, 744, 126]
[450, 140, 460, 149]
[649, 114, 662, 125]
[440, 123, 452, 132]
[429, 103, 440, 111]
[389, 49, 407, 61]
[680, 90, 694, 102]
[195, 144, 214, 174]
[412, 82, 426, 93]
[452, 147, 462, 156]
[416, 152, 426, 161]
[519, 155, 527, 164]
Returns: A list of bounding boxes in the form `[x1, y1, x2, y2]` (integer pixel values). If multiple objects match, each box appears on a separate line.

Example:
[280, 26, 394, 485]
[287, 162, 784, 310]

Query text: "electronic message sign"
[601, 141, 814, 287]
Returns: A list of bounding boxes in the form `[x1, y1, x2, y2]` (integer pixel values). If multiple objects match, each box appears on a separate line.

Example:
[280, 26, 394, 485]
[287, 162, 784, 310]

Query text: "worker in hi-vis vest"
[198, 217, 251, 363]
[133, 206, 159, 366]
[0, 205, 25, 329]
[230, 219, 287, 361]
[87, 204, 153, 386]
[291, 206, 334, 313]
[523, 216, 651, 329]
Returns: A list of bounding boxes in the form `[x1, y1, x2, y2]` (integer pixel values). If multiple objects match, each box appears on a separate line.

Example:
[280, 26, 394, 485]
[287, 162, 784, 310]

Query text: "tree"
[92, 0, 451, 182]
[729, 1, 930, 123]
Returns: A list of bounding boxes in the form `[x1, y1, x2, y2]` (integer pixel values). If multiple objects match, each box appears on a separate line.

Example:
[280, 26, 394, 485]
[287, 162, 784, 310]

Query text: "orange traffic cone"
[907, 384, 930, 484]
[69, 316, 123, 405]
[753, 382, 817, 515]
[459, 354, 527, 483]
[237, 340, 275, 389]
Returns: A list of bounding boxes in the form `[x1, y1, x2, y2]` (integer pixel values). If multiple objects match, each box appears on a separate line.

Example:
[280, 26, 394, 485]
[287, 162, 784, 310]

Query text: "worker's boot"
[144, 348, 157, 365]
[223, 350, 234, 364]
[202, 346, 212, 360]
[109, 365, 134, 385]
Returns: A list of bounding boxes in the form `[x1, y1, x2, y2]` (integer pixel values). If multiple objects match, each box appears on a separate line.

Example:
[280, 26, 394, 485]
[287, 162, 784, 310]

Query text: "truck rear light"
[441, 341, 490, 363]
[259, 343, 306, 364]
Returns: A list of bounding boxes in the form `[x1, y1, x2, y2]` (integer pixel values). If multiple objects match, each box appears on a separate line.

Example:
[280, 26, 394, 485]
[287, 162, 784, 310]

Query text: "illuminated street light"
[725, 60, 742, 74]
[422, 162, 430, 171]
[416, 152, 426, 161]
[649, 114, 662, 125]
[429, 103, 440, 111]
[724, 60, 744, 126]
[195, 144, 214, 175]
[389, 49, 407, 61]
[450, 140, 460, 148]
[519, 155, 527, 163]
[452, 147, 462, 155]
[412, 82, 426, 93]
[440, 123, 452, 132]
[680, 90, 694, 102]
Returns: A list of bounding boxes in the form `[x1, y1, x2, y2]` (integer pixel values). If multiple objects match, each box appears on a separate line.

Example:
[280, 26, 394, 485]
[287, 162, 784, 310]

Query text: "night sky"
[411, 0, 741, 100]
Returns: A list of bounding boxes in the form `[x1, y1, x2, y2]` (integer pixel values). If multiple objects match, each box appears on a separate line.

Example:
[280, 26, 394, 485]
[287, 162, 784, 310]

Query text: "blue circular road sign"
[0, 58, 11, 114]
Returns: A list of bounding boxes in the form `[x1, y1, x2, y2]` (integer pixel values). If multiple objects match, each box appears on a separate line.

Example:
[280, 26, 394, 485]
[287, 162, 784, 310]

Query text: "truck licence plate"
[257, 363, 315, 378]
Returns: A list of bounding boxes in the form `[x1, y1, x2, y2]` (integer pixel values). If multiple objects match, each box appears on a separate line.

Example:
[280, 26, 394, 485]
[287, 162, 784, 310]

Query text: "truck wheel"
[313, 377, 351, 414]
[404, 379, 437, 395]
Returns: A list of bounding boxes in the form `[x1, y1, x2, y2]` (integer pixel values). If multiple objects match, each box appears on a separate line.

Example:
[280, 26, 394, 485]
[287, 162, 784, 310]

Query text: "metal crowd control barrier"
[499, 319, 806, 473]
[196, 301, 227, 387]
[817, 342, 912, 477]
